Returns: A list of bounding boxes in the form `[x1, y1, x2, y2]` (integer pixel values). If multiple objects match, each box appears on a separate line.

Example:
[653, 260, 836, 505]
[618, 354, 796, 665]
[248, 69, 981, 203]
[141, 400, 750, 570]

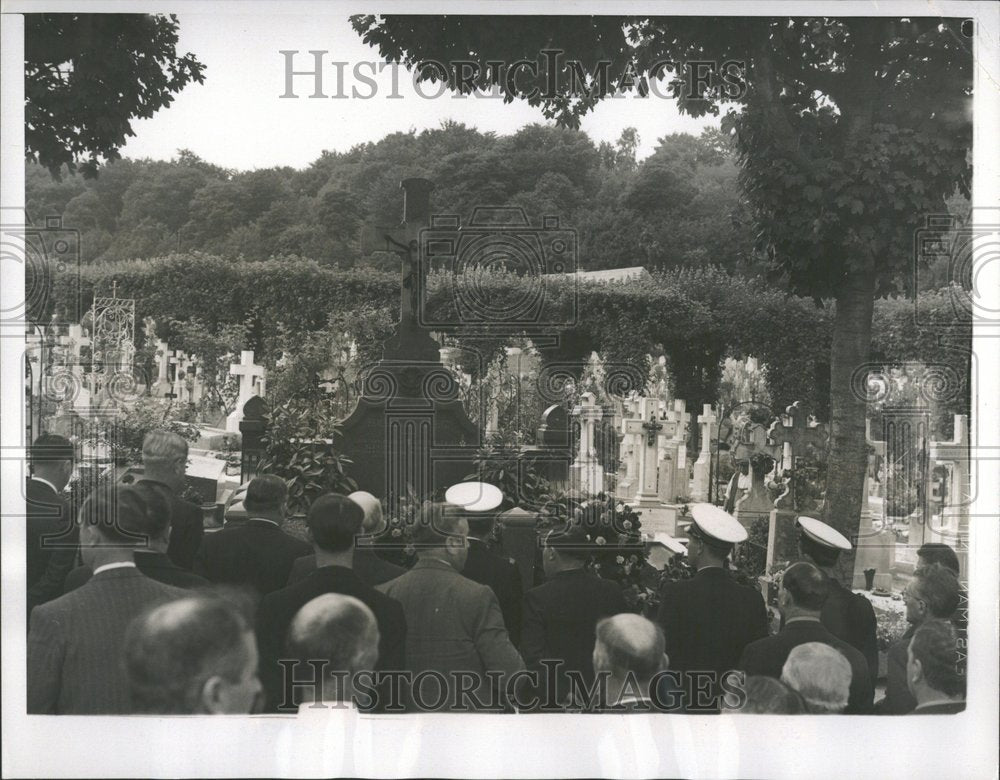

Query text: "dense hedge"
[49, 254, 970, 422]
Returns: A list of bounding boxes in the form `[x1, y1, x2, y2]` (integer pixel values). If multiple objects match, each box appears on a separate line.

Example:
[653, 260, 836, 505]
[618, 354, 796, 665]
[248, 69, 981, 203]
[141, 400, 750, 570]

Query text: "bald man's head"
[593, 613, 667, 684]
[287, 594, 380, 677]
[125, 595, 260, 714]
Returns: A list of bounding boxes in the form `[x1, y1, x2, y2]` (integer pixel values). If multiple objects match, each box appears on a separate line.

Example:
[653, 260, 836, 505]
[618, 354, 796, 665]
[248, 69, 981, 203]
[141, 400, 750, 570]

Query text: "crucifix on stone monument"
[623, 397, 671, 504]
[359, 178, 441, 362]
[360, 179, 433, 324]
[767, 401, 828, 509]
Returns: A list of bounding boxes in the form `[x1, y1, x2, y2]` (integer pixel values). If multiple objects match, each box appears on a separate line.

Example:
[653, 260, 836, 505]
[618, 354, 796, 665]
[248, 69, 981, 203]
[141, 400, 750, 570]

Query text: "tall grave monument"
[344, 178, 479, 512]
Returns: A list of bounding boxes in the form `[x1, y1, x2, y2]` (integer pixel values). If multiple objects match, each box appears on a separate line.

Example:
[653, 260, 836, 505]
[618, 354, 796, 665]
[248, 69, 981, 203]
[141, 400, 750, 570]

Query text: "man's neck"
[914, 687, 963, 708]
[88, 552, 135, 570]
[315, 549, 353, 569]
[784, 611, 822, 624]
[550, 560, 586, 575]
[248, 514, 282, 526]
[417, 553, 454, 569]
[30, 473, 65, 493]
[140, 471, 177, 491]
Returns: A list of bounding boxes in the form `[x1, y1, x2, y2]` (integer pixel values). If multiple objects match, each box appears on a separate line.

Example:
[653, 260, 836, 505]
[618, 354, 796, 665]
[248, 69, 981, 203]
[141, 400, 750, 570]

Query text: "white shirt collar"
[29, 476, 61, 494]
[248, 517, 280, 527]
[93, 561, 137, 576]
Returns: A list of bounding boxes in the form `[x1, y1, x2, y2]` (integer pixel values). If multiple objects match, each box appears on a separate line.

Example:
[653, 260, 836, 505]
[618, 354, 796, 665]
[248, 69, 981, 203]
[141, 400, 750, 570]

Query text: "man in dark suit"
[797, 516, 879, 687]
[379, 503, 524, 711]
[907, 619, 966, 714]
[739, 561, 874, 714]
[286, 491, 406, 587]
[26, 434, 79, 616]
[522, 524, 628, 706]
[655, 503, 768, 711]
[28, 486, 187, 714]
[196, 475, 310, 601]
[63, 482, 209, 592]
[257, 493, 406, 712]
[138, 429, 204, 570]
[593, 614, 671, 712]
[461, 511, 524, 647]
[125, 593, 262, 714]
[878, 563, 961, 714]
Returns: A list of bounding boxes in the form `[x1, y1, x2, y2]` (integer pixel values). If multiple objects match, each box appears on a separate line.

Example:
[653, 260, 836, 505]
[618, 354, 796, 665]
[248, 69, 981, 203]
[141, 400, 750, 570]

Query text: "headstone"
[623, 397, 678, 535]
[569, 392, 604, 495]
[691, 404, 717, 501]
[239, 395, 268, 484]
[342, 178, 479, 510]
[617, 413, 640, 500]
[226, 350, 265, 433]
[523, 404, 571, 486]
[766, 401, 828, 493]
[666, 399, 691, 499]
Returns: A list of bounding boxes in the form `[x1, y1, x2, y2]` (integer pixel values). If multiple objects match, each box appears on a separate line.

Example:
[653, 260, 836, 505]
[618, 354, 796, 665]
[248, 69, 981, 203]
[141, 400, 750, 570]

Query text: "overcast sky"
[117, 14, 718, 171]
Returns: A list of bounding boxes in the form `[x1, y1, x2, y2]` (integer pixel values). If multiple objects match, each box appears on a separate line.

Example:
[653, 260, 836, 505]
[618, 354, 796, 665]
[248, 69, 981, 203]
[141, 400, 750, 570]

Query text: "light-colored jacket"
[379, 557, 524, 710]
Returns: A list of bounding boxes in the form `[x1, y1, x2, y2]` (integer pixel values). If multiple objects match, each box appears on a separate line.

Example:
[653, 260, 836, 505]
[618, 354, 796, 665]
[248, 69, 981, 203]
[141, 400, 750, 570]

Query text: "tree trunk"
[823, 261, 876, 586]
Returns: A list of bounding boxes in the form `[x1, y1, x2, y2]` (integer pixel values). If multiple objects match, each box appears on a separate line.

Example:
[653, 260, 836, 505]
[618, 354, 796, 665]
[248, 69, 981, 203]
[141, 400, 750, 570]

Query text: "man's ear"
[909, 658, 923, 686]
[200, 675, 225, 714]
[661, 652, 670, 672]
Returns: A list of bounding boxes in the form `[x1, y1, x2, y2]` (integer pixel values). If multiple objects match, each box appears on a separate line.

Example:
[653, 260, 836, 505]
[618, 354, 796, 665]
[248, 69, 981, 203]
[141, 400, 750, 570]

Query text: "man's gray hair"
[594, 613, 665, 682]
[142, 430, 189, 466]
[780, 642, 851, 714]
[287, 594, 379, 674]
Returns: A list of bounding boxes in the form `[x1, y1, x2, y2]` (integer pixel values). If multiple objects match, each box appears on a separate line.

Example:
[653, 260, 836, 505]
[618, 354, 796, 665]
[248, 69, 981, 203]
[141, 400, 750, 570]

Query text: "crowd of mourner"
[26, 430, 967, 716]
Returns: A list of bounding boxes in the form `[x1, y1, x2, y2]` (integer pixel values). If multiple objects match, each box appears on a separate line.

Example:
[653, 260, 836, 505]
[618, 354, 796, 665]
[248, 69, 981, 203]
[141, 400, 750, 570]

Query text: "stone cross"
[666, 399, 691, 498]
[359, 178, 433, 325]
[155, 340, 170, 384]
[691, 403, 717, 501]
[173, 351, 189, 404]
[570, 392, 604, 495]
[767, 401, 828, 508]
[767, 401, 828, 472]
[227, 350, 265, 432]
[623, 397, 671, 504]
[189, 357, 204, 405]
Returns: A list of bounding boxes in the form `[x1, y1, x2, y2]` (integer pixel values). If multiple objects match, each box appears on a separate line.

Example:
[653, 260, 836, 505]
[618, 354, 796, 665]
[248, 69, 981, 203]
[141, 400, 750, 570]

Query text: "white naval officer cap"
[796, 515, 852, 550]
[444, 481, 503, 513]
[687, 503, 748, 545]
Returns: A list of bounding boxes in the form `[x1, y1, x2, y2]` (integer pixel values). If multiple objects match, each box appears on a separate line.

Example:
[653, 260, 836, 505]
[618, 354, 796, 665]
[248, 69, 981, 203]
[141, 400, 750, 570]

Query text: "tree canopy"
[25, 13, 205, 177]
[350, 14, 974, 580]
[27, 124, 757, 275]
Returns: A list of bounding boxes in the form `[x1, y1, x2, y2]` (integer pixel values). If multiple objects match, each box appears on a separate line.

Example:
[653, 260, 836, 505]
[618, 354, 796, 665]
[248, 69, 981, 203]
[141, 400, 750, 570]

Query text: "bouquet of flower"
[559, 493, 649, 611]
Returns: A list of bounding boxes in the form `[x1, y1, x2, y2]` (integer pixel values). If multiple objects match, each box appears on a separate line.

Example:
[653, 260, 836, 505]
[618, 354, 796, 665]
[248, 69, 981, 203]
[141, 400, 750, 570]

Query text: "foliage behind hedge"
[50, 254, 970, 424]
